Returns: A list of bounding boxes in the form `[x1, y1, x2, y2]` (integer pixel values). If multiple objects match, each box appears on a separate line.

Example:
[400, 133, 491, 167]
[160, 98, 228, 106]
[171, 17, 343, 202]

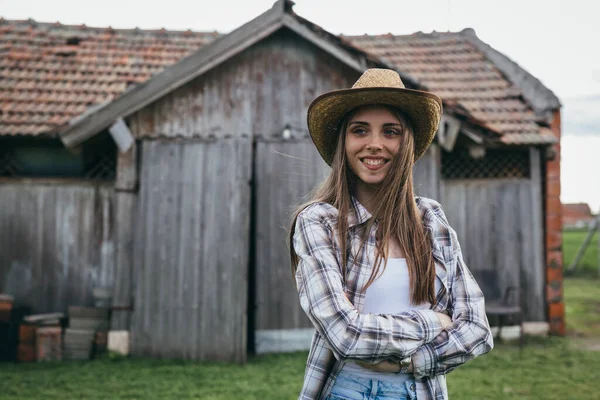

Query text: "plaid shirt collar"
[348, 196, 371, 228]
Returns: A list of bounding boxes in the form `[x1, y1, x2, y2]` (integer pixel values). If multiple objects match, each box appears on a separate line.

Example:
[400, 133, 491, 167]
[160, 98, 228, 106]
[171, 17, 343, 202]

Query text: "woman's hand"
[436, 312, 452, 329]
[355, 360, 413, 373]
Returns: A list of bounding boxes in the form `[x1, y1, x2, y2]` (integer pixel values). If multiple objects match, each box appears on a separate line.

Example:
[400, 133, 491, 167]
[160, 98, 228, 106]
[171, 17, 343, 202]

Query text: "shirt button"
[410, 383, 416, 391]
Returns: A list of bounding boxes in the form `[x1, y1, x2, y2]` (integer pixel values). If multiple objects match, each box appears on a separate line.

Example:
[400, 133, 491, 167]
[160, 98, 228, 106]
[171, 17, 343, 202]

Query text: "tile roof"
[344, 30, 556, 145]
[563, 203, 593, 218]
[0, 18, 556, 146]
[562, 203, 596, 227]
[0, 18, 219, 136]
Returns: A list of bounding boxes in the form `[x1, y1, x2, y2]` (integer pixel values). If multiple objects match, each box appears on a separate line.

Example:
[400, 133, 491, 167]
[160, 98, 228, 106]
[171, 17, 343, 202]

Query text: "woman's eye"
[384, 129, 400, 136]
[353, 128, 367, 135]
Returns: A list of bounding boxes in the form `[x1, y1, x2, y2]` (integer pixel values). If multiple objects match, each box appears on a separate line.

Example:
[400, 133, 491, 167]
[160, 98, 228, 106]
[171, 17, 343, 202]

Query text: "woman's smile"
[360, 156, 389, 170]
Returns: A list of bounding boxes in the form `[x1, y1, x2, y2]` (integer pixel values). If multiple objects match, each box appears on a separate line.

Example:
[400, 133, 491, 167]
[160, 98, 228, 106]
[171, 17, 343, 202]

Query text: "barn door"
[131, 138, 252, 363]
[251, 139, 328, 353]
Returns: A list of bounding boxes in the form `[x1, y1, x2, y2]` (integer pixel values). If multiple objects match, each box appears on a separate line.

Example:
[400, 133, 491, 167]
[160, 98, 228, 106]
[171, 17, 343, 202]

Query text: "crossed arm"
[293, 208, 493, 378]
[356, 312, 452, 374]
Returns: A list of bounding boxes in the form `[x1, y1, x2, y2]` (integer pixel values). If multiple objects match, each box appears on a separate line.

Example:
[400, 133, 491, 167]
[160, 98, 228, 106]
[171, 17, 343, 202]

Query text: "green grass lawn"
[1, 336, 599, 400]
[563, 229, 599, 277]
[564, 277, 600, 338]
[1, 337, 599, 400]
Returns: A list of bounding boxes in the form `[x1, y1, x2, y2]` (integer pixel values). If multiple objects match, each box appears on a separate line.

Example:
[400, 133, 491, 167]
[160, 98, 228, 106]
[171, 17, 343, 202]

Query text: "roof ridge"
[341, 29, 470, 39]
[0, 17, 220, 36]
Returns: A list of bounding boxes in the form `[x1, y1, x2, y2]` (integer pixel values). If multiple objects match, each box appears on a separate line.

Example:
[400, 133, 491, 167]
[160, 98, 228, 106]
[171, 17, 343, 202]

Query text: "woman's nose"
[366, 134, 383, 150]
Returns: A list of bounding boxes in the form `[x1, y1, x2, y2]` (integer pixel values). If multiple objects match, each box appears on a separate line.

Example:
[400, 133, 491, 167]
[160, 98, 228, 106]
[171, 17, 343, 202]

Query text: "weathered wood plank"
[525, 148, 545, 320]
[115, 140, 138, 191]
[254, 140, 328, 341]
[111, 191, 136, 330]
[131, 138, 251, 362]
[0, 183, 115, 314]
[413, 144, 441, 200]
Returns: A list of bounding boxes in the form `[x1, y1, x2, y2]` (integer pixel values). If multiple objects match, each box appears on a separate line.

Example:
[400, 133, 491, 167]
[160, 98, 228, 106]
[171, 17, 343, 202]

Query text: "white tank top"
[342, 258, 440, 383]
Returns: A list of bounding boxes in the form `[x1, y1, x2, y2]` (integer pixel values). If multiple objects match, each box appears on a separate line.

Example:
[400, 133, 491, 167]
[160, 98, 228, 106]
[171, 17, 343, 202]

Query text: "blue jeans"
[327, 371, 417, 400]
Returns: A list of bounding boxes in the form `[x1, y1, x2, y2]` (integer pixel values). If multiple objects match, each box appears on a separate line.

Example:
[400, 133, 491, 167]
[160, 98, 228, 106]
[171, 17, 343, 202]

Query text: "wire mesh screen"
[442, 148, 530, 180]
[83, 149, 116, 179]
[83, 135, 117, 180]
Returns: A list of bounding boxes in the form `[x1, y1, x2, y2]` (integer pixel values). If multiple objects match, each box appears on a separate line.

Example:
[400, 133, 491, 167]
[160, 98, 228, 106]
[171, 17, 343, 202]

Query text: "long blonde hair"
[289, 105, 436, 305]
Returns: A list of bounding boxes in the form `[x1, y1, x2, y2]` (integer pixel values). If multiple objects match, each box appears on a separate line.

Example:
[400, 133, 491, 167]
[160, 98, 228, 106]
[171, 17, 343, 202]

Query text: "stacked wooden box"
[64, 306, 109, 360]
[17, 324, 36, 362]
[18, 313, 64, 362]
[36, 326, 62, 361]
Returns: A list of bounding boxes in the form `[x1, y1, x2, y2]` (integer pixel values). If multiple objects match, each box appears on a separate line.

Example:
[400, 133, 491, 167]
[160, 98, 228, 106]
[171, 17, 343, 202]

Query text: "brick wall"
[546, 109, 564, 335]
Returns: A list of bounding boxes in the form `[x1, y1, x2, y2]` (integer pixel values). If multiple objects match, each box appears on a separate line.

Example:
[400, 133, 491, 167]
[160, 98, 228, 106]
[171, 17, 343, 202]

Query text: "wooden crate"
[17, 343, 35, 362]
[36, 327, 62, 362]
[63, 328, 94, 361]
[19, 324, 37, 344]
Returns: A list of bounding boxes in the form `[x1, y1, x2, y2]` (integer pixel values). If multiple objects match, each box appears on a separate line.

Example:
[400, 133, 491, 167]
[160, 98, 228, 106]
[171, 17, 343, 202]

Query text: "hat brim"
[307, 87, 443, 165]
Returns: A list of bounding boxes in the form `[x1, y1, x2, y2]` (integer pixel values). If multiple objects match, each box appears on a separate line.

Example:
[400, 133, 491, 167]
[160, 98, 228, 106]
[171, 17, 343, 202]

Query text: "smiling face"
[344, 105, 409, 189]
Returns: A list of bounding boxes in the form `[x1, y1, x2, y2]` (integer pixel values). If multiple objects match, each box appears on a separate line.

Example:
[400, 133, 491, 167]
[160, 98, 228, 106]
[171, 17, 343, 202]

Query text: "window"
[0, 133, 116, 180]
[441, 148, 530, 180]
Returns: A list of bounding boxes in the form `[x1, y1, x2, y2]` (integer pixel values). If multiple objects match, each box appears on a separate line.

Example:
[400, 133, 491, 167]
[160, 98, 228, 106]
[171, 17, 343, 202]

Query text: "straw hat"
[307, 68, 443, 165]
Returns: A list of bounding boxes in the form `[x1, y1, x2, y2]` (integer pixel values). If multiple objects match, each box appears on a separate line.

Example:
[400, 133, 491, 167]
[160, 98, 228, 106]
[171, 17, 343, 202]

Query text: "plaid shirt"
[293, 197, 493, 400]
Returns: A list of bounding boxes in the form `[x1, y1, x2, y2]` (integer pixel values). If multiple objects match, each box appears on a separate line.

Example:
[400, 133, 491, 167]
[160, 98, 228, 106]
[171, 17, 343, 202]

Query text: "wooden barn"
[0, 0, 563, 362]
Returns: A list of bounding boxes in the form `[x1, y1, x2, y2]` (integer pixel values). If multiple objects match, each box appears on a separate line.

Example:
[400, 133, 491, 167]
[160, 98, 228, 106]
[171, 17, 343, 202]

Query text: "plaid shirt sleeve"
[411, 205, 494, 378]
[293, 204, 443, 363]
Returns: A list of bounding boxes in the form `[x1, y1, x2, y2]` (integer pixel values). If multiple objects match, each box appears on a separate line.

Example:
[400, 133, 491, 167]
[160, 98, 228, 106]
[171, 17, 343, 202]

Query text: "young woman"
[289, 69, 493, 400]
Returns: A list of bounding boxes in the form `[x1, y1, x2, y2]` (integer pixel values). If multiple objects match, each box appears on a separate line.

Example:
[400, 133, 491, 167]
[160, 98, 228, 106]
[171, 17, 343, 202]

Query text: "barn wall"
[440, 148, 545, 321]
[130, 139, 251, 362]
[129, 28, 357, 140]
[0, 182, 115, 313]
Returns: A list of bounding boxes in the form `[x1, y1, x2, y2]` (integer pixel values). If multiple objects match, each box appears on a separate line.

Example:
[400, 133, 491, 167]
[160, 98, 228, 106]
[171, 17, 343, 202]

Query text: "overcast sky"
[1, 0, 598, 210]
